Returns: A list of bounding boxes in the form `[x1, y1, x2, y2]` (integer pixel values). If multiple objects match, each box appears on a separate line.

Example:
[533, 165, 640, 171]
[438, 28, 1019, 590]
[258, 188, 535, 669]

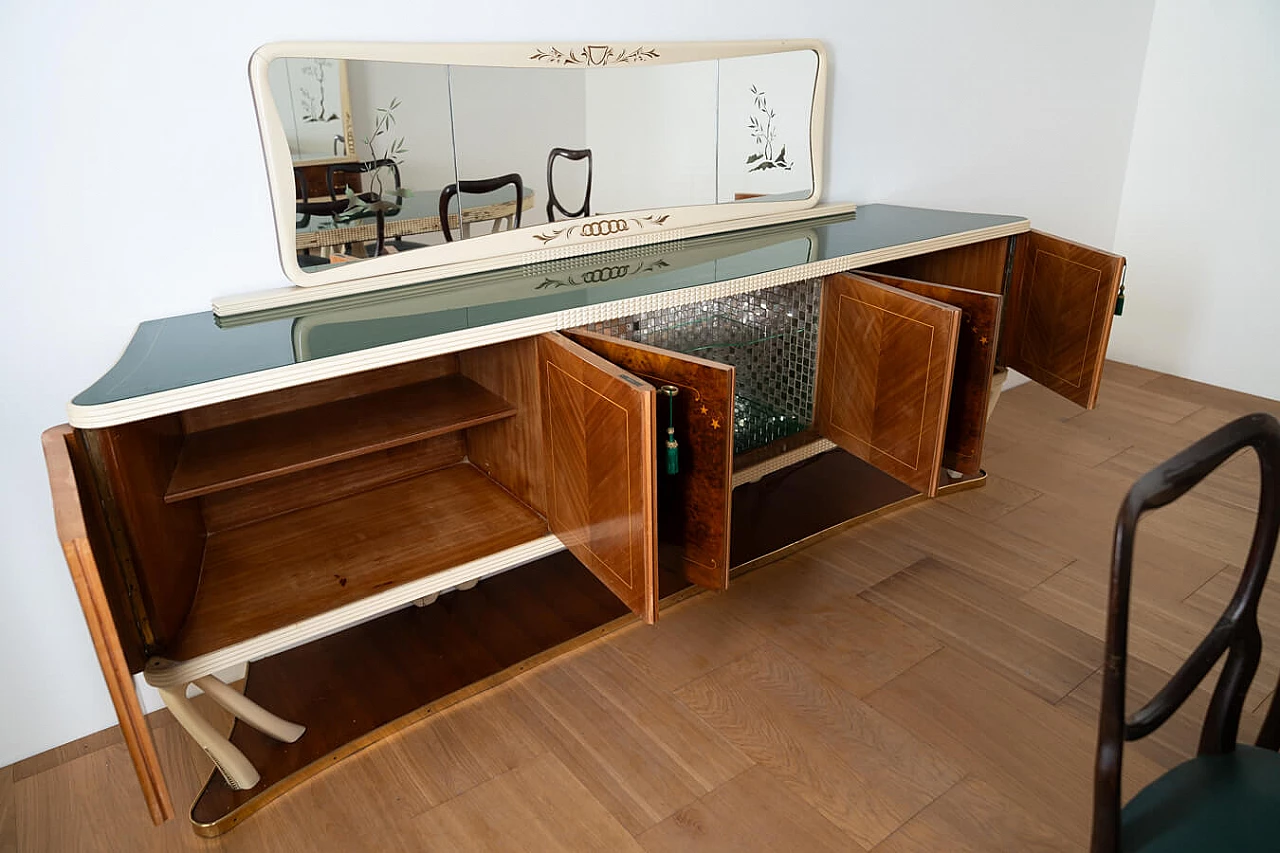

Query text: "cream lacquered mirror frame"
[244, 40, 841, 310]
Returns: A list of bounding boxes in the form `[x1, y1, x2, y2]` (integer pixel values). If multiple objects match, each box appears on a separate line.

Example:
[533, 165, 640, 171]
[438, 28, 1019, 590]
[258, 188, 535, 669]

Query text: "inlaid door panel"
[814, 273, 961, 496]
[537, 333, 659, 623]
[564, 328, 734, 592]
[1004, 230, 1125, 409]
[859, 272, 1002, 476]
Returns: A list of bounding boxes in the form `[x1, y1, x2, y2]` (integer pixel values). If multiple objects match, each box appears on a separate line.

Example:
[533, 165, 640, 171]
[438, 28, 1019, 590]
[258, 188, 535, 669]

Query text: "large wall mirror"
[250, 41, 830, 293]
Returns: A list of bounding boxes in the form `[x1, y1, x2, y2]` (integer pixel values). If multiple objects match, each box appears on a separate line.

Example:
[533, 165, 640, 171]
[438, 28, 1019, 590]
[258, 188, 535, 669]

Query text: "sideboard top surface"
[69, 204, 1027, 428]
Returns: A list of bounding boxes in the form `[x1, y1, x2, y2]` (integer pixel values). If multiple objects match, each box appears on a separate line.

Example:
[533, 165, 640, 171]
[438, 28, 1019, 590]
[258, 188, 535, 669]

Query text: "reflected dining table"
[295, 187, 536, 253]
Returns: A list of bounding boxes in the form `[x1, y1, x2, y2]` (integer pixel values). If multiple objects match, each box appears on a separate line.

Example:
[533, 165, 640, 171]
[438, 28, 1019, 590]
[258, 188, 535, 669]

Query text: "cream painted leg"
[193, 676, 305, 744]
[157, 686, 261, 791]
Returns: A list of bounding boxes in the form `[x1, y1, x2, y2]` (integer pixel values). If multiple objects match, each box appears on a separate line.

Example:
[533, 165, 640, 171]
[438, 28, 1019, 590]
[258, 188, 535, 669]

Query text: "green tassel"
[1114, 282, 1125, 316]
[660, 386, 679, 475]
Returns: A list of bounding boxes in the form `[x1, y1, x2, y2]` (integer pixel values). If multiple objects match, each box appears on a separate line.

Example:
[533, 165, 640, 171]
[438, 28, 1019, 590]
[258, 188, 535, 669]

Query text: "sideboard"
[42, 204, 1125, 834]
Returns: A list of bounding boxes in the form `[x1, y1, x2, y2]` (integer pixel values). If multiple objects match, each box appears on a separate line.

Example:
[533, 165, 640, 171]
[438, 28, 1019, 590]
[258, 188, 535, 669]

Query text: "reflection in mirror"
[267, 58, 355, 162]
[717, 50, 818, 203]
[249, 42, 830, 294]
[279, 59, 460, 271]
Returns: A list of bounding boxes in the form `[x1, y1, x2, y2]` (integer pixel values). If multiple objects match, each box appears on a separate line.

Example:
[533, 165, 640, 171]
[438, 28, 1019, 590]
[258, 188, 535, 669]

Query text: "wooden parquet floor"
[5, 362, 1280, 852]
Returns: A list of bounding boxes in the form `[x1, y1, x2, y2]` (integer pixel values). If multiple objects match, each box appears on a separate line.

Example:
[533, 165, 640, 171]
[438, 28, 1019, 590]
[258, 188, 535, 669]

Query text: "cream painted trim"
[70, 218, 1027, 429]
[249, 40, 827, 292]
[142, 534, 564, 689]
[216, 202, 853, 317]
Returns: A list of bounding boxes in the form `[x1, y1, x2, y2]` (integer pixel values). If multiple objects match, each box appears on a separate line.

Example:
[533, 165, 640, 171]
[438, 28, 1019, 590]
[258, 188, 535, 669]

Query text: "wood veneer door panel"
[859, 272, 1002, 476]
[537, 334, 659, 623]
[814, 273, 961, 496]
[1004, 230, 1125, 409]
[563, 329, 734, 592]
[40, 426, 174, 825]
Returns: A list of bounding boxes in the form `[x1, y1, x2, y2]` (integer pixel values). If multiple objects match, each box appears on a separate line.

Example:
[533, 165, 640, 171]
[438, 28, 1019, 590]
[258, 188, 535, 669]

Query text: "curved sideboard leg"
[192, 676, 305, 744]
[157, 686, 261, 791]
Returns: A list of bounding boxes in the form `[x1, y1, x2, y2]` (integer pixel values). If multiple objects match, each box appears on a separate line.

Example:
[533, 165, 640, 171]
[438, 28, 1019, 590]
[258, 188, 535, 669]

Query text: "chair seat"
[1122, 745, 1280, 851]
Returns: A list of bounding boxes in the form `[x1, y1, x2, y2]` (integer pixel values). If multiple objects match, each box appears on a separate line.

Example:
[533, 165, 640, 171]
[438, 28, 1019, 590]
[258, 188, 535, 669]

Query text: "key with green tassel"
[659, 386, 679, 475]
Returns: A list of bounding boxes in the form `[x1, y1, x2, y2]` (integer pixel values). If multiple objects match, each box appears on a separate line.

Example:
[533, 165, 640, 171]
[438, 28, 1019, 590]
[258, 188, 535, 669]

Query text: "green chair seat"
[1122, 745, 1280, 851]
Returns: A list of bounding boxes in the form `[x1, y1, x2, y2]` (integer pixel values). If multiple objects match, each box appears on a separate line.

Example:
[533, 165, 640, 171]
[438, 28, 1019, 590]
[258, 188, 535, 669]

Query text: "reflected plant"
[746, 86, 792, 172]
[299, 59, 338, 122]
[343, 98, 413, 216]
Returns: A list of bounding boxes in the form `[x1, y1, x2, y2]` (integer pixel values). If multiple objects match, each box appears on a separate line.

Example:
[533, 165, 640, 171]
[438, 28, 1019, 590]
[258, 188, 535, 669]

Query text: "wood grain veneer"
[537, 333, 658, 623]
[198, 434, 466, 533]
[41, 426, 174, 825]
[564, 328, 735, 592]
[166, 375, 515, 502]
[169, 463, 548, 661]
[189, 550, 631, 834]
[459, 338, 548, 515]
[1004, 230, 1125, 409]
[79, 416, 206, 653]
[814, 273, 961, 496]
[859, 271, 1002, 476]
[179, 355, 459, 432]
[864, 236, 1010, 295]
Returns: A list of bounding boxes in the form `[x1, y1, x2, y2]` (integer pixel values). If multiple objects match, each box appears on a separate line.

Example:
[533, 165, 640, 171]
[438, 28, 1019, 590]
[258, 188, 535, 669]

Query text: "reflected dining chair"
[326, 159, 424, 256]
[545, 147, 593, 222]
[438, 173, 524, 243]
[1092, 412, 1280, 852]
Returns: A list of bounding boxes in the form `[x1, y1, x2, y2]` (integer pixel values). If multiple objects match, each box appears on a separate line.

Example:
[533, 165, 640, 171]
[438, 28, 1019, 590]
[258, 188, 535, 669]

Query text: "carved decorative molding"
[528, 45, 661, 67]
[534, 214, 671, 246]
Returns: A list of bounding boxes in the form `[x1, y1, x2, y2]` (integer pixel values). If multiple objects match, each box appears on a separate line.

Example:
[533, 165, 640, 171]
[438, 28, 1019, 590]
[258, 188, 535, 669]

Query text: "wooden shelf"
[168, 463, 549, 661]
[165, 375, 516, 502]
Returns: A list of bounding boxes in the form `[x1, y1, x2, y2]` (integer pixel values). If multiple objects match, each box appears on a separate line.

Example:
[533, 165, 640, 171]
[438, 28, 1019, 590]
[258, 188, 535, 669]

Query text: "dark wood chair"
[1093, 412, 1280, 852]
[326, 160, 423, 256]
[545, 147, 592, 222]
[438, 173, 524, 243]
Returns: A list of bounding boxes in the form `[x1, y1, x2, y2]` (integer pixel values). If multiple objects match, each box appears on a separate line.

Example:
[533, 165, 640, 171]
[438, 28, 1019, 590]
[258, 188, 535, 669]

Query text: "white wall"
[1108, 0, 1280, 401]
[0, 0, 1155, 767]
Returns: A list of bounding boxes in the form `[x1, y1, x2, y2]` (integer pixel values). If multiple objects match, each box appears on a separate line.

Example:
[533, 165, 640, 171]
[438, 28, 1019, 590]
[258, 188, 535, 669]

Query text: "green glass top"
[73, 204, 1024, 408]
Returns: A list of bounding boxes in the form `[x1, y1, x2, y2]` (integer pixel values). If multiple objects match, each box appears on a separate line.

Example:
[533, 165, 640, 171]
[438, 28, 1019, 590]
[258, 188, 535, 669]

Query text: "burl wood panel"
[864, 237, 1010, 296]
[814, 273, 960, 496]
[537, 333, 659, 623]
[41, 426, 174, 825]
[78, 416, 206, 653]
[459, 338, 548, 515]
[189, 550, 631, 834]
[169, 463, 549, 661]
[859, 272, 1002, 476]
[166, 375, 515, 502]
[564, 328, 735, 592]
[199, 434, 466, 533]
[179, 354, 458, 432]
[1004, 230, 1125, 409]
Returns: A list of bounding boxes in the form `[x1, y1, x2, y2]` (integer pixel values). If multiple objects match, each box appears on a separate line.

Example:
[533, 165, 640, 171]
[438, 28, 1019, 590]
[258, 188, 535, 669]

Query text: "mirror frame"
[249, 40, 829, 292]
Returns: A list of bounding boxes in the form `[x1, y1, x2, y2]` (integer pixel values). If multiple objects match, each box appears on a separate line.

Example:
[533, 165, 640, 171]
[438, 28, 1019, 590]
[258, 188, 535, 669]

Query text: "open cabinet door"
[564, 329, 734, 592]
[41, 426, 174, 825]
[537, 334, 660, 623]
[858, 272, 1002, 476]
[1004, 230, 1125, 408]
[814, 273, 961, 496]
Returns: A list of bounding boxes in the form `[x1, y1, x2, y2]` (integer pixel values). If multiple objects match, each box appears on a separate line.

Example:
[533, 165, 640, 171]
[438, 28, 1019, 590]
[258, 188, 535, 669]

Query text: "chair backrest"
[546, 148, 593, 222]
[1092, 412, 1280, 853]
[438, 173, 524, 243]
